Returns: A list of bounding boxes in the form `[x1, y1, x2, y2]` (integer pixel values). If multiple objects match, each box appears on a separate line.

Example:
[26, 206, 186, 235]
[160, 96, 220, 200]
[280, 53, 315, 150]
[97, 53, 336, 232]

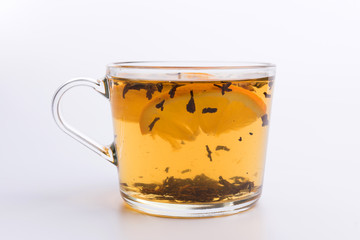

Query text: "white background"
[1, 0, 360, 239]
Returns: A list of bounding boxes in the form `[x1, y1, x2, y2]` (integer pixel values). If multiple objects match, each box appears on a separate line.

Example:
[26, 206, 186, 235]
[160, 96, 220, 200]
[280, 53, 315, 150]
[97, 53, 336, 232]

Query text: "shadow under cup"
[53, 61, 276, 218]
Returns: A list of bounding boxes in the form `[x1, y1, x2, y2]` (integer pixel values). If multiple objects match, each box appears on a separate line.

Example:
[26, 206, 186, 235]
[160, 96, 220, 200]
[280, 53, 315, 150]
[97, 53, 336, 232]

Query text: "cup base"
[121, 191, 260, 218]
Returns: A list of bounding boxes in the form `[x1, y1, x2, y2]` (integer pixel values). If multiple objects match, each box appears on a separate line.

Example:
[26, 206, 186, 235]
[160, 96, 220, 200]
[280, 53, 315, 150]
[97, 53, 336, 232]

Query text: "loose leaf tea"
[261, 114, 269, 127]
[145, 84, 157, 100]
[253, 82, 267, 88]
[202, 107, 217, 113]
[239, 83, 255, 91]
[205, 145, 213, 161]
[156, 83, 163, 92]
[263, 92, 271, 98]
[155, 100, 165, 111]
[148, 117, 160, 131]
[133, 174, 255, 202]
[214, 82, 232, 95]
[168, 84, 185, 98]
[186, 90, 196, 113]
[181, 169, 191, 174]
[215, 145, 230, 151]
[123, 83, 146, 98]
[122, 82, 157, 100]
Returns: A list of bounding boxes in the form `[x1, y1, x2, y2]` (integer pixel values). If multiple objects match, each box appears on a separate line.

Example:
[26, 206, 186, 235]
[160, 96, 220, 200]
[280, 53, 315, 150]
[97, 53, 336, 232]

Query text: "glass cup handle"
[52, 77, 116, 165]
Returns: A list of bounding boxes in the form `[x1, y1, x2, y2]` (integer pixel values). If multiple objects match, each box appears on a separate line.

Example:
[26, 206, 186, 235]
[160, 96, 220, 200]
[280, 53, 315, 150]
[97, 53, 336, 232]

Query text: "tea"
[109, 75, 273, 204]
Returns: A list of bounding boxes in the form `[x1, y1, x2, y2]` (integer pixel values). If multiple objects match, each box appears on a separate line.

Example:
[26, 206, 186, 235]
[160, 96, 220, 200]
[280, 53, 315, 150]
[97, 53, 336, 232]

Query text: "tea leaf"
[148, 117, 160, 131]
[168, 84, 184, 98]
[202, 107, 217, 113]
[214, 82, 232, 95]
[156, 83, 163, 92]
[215, 145, 230, 151]
[186, 90, 196, 113]
[155, 100, 165, 111]
[253, 82, 267, 88]
[134, 174, 255, 202]
[263, 92, 271, 98]
[261, 114, 269, 127]
[181, 169, 191, 174]
[205, 145, 213, 162]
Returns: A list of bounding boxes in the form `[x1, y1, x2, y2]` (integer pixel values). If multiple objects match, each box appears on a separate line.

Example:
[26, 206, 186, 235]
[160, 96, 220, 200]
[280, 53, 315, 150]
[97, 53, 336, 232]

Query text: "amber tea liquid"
[109, 76, 273, 204]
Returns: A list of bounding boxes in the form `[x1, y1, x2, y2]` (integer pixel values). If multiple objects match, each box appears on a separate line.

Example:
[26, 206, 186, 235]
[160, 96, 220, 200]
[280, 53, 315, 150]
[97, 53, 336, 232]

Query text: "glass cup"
[52, 61, 276, 218]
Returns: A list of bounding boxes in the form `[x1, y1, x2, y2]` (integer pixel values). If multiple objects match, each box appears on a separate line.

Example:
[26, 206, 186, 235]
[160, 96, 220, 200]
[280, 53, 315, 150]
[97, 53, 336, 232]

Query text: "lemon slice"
[111, 82, 168, 122]
[139, 83, 266, 145]
[110, 73, 211, 122]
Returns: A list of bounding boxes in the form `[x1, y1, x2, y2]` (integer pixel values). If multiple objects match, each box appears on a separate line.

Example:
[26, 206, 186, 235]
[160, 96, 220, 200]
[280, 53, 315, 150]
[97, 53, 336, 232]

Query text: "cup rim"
[107, 61, 276, 70]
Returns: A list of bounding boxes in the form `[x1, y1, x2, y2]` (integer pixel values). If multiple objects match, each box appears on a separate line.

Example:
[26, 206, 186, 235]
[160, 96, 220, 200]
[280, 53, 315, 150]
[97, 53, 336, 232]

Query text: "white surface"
[1, 0, 360, 239]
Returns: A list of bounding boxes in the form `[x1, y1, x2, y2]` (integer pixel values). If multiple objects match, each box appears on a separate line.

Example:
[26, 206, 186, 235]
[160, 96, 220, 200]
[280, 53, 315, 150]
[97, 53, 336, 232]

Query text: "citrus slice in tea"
[110, 73, 211, 122]
[110, 82, 167, 122]
[139, 83, 266, 145]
